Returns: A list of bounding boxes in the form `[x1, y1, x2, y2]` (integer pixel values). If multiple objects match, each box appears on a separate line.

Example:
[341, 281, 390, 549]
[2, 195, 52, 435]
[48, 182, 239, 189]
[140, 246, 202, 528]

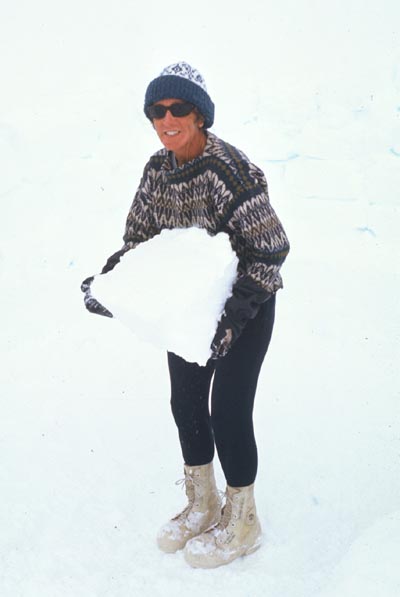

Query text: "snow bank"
[92, 228, 239, 365]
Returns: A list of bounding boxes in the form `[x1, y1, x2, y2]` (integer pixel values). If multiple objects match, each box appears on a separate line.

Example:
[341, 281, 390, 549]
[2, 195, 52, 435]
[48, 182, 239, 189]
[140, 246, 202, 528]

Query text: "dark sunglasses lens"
[169, 102, 194, 117]
[148, 102, 194, 119]
[147, 105, 167, 119]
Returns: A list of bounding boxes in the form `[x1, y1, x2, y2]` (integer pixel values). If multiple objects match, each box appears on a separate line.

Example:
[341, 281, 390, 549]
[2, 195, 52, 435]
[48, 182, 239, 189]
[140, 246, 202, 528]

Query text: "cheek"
[153, 123, 167, 142]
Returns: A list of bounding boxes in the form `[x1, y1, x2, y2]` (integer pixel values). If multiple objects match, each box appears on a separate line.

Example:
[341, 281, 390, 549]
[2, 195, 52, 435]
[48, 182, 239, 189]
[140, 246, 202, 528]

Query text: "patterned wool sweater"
[122, 132, 290, 294]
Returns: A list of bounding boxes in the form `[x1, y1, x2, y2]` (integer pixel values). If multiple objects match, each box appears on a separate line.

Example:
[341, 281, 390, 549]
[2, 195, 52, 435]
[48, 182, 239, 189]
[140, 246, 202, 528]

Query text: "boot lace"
[172, 472, 199, 521]
[215, 489, 236, 531]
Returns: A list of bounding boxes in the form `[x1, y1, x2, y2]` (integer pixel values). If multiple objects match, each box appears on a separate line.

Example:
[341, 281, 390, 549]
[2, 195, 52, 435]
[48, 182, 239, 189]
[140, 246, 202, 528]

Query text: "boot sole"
[244, 540, 261, 556]
[185, 538, 262, 568]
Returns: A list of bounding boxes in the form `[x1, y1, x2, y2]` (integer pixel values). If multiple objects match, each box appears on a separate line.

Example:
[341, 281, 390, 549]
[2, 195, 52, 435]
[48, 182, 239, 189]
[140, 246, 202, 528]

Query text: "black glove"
[80, 247, 126, 318]
[80, 276, 94, 294]
[80, 276, 113, 318]
[210, 276, 271, 359]
[101, 248, 127, 274]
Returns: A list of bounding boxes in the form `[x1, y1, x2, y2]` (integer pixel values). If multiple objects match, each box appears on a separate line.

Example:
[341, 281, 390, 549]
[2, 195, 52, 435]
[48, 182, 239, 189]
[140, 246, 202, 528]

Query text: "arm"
[211, 164, 289, 358]
[227, 164, 290, 293]
[211, 275, 270, 358]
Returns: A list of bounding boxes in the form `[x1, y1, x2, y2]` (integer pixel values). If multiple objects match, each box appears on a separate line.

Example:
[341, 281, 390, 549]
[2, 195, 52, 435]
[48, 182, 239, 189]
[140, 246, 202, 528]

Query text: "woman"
[82, 62, 290, 568]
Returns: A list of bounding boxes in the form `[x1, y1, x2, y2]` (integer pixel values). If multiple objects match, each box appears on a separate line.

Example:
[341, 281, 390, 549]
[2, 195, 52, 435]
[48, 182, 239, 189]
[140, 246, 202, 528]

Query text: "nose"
[162, 109, 176, 125]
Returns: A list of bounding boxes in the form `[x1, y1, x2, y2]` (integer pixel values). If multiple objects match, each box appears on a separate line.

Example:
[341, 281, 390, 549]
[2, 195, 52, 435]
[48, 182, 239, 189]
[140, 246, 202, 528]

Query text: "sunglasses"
[147, 101, 195, 119]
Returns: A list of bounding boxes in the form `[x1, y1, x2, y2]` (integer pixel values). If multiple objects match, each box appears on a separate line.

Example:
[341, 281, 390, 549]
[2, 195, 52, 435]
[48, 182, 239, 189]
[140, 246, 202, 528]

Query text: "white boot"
[157, 462, 221, 553]
[184, 483, 262, 568]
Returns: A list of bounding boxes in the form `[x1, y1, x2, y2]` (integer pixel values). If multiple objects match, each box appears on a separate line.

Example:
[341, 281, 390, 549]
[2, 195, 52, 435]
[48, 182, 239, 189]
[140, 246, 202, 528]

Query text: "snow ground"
[1, 1, 400, 596]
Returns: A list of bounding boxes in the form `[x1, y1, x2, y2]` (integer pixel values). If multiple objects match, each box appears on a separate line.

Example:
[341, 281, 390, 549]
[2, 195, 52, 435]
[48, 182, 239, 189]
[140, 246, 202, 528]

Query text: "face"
[151, 98, 206, 164]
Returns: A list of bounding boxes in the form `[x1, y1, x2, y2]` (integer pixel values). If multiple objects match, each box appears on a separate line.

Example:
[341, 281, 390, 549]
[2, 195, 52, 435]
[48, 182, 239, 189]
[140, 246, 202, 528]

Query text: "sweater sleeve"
[122, 161, 159, 251]
[226, 163, 290, 294]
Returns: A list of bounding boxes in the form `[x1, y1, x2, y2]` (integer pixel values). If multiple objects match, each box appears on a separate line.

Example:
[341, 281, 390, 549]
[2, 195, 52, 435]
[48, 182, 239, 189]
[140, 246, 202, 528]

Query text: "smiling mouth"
[165, 131, 179, 136]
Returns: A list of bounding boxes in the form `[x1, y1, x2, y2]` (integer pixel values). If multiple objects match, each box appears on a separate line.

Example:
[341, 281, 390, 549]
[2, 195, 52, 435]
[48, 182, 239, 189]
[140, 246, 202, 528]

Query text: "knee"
[170, 392, 209, 428]
[211, 407, 253, 441]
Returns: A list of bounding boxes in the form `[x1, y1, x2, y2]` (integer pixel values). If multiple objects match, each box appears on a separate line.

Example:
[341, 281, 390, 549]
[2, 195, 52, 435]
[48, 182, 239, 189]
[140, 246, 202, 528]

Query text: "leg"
[211, 294, 276, 487]
[167, 352, 216, 466]
[158, 353, 220, 553]
[184, 296, 276, 568]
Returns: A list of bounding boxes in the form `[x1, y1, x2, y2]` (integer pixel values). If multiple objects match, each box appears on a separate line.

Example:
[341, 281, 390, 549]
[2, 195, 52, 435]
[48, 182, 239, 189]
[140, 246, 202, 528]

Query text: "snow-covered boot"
[184, 483, 262, 568]
[157, 462, 221, 553]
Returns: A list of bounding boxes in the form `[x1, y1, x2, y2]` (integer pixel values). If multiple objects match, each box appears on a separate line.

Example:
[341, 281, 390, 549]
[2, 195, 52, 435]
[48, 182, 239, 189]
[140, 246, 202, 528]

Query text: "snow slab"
[92, 228, 239, 365]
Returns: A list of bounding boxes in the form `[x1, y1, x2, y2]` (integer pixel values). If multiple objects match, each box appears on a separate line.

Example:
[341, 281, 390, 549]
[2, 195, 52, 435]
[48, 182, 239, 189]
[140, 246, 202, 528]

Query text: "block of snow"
[92, 228, 239, 365]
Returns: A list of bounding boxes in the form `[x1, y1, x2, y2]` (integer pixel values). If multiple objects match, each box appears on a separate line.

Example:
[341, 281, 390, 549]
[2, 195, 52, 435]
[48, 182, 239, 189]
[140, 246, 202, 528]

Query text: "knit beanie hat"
[144, 62, 215, 129]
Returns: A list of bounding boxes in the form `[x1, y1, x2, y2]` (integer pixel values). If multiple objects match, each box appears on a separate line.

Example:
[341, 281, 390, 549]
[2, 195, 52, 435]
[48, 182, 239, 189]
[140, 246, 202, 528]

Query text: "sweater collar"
[160, 132, 217, 173]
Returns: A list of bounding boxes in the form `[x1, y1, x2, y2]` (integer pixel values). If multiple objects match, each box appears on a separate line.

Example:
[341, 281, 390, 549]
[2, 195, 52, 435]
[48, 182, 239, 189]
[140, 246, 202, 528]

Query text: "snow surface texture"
[319, 510, 400, 597]
[92, 228, 238, 365]
[1, 0, 400, 596]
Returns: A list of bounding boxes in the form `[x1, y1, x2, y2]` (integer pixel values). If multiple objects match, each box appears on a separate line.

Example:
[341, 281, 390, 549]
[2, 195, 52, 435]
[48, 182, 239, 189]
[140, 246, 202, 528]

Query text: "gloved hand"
[101, 248, 127, 274]
[210, 313, 240, 359]
[210, 275, 271, 359]
[80, 247, 127, 318]
[80, 275, 113, 318]
[81, 276, 94, 293]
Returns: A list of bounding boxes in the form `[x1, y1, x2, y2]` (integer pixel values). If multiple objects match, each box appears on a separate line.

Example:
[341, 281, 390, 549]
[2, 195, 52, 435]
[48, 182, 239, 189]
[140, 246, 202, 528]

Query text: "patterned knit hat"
[144, 62, 215, 129]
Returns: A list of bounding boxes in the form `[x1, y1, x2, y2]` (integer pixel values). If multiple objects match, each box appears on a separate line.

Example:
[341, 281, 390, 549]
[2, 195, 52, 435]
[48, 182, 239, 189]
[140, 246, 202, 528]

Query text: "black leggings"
[167, 294, 276, 487]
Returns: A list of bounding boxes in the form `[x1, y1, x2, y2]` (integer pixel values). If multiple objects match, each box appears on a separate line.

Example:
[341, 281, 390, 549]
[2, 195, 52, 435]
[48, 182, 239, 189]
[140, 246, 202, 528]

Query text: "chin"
[164, 139, 186, 153]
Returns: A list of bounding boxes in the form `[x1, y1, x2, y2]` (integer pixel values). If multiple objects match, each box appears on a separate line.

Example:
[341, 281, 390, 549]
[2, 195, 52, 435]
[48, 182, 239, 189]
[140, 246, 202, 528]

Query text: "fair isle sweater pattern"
[122, 132, 290, 293]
